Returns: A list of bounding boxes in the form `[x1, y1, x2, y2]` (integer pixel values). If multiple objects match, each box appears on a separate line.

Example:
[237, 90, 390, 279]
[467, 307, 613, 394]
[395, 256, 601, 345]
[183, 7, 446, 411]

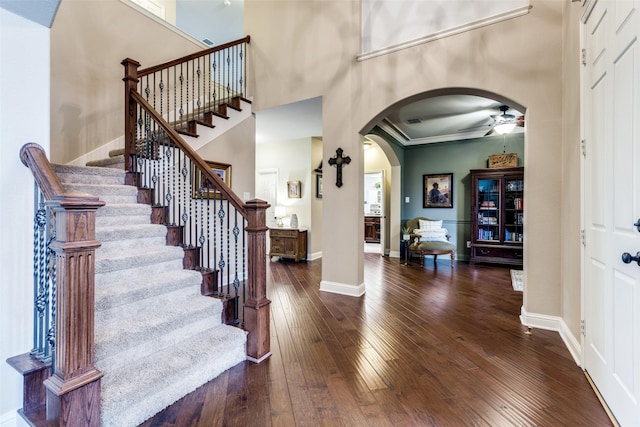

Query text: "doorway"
[364, 171, 385, 255]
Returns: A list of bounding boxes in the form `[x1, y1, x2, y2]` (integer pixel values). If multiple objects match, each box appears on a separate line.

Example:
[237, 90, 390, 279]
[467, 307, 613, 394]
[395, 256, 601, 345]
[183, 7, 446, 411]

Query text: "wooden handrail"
[20, 143, 65, 200]
[136, 36, 250, 77]
[130, 90, 248, 216]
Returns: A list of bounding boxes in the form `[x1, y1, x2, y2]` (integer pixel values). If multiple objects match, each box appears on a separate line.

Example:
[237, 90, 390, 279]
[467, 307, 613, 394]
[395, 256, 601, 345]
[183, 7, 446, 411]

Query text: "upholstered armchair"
[405, 217, 456, 268]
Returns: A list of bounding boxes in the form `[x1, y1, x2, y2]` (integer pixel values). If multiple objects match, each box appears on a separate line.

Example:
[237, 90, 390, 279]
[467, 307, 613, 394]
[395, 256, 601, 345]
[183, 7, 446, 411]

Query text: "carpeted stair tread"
[63, 182, 138, 197]
[95, 258, 185, 287]
[52, 151, 246, 427]
[109, 148, 125, 157]
[96, 203, 152, 227]
[53, 164, 126, 185]
[95, 245, 185, 273]
[95, 292, 220, 356]
[94, 311, 218, 375]
[98, 325, 246, 427]
[86, 156, 125, 169]
[95, 269, 202, 312]
[96, 223, 167, 243]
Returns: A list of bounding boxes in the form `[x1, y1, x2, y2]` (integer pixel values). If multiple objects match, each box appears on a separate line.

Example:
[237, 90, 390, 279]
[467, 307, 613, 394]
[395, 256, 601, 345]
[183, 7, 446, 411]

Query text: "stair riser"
[64, 183, 138, 197]
[95, 271, 202, 312]
[57, 173, 125, 186]
[97, 326, 246, 427]
[96, 224, 167, 242]
[95, 284, 208, 322]
[94, 315, 218, 373]
[97, 216, 150, 227]
[98, 237, 168, 253]
[95, 246, 184, 270]
[95, 298, 218, 359]
[95, 259, 185, 286]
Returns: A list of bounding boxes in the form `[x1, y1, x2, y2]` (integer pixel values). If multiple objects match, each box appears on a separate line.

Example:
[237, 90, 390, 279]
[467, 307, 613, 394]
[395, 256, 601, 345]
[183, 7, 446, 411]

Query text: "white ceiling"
[254, 94, 524, 146]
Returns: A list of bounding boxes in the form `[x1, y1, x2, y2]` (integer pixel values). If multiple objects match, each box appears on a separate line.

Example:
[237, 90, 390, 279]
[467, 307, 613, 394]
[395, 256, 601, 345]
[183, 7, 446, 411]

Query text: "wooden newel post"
[43, 192, 105, 426]
[121, 57, 141, 185]
[243, 199, 271, 363]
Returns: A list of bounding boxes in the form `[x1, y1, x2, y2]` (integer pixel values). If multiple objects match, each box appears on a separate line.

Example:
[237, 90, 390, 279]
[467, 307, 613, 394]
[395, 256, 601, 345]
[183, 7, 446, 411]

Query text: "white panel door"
[583, 1, 640, 425]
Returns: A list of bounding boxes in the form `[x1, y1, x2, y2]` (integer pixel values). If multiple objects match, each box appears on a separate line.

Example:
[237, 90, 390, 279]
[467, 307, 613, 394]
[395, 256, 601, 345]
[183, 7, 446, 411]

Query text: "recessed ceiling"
[378, 94, 524, 146]
[255, 94, 523, 146]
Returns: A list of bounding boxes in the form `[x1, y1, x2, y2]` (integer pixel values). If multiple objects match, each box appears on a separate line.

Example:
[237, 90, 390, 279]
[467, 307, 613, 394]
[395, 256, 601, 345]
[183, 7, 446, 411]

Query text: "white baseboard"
[320, 280, 365, 297]
[307, 251, 322, 261]
[389, 250, 400, 258]
[520, 306, 582, 367]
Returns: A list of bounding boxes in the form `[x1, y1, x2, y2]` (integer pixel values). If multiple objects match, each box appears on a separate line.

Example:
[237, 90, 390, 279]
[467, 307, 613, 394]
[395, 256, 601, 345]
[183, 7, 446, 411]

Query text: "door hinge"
[581, 229, 586, 247]
[581, 139, 586, 157]
[581, 48, 587, 66]
[581, 319, 586, 336]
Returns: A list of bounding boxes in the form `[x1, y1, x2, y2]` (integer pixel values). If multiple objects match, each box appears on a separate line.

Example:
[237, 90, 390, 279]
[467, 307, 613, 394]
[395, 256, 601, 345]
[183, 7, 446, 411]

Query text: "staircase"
[52, 162, 247, 427]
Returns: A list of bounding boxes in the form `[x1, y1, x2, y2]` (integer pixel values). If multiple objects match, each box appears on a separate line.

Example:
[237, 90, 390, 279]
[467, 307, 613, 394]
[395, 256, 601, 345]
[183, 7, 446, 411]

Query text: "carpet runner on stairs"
[52, 163, 247, 427]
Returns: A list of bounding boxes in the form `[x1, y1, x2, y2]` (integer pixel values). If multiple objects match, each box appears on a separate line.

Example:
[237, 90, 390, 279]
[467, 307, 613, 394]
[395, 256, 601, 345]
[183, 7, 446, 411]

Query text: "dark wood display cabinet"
[269, 228, 307, 262]
[364, 216, 381, 243]
[470, 167, 524, 266]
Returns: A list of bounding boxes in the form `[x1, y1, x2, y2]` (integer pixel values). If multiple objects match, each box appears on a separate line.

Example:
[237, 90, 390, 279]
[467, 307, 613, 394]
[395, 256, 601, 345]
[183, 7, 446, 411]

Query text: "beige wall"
[246, 0, 571, 310]
[196, 116, 256, 201]
[561, 2, 583, 341]
[255, 138, 315, 252]
[51, 0, 205, 164]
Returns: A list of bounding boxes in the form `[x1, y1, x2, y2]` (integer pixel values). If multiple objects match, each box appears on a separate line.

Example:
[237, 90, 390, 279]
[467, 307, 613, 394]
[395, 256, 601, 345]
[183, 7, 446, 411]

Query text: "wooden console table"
[269, 228, 307, 262]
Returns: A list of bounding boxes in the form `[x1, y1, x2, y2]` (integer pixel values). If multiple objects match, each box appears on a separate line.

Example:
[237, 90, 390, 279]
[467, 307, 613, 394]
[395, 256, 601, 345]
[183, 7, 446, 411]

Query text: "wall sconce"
[274, 206, 286, 227]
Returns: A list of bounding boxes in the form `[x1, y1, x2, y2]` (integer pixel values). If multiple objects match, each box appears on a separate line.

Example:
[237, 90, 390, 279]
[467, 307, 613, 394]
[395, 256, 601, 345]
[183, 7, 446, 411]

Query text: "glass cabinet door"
[477, 178, 500, 241]
[504, 178, 524, 243]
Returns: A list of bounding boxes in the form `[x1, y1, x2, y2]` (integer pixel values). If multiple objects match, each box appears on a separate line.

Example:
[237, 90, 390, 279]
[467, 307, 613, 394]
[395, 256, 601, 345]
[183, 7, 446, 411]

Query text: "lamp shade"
[274, 206, 286, 218]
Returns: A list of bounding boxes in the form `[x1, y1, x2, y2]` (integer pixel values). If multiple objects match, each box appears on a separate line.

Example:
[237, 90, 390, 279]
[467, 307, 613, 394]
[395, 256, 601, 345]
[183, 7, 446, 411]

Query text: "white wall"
[256, 138, 313, 252]
[0, 8, 50, 425]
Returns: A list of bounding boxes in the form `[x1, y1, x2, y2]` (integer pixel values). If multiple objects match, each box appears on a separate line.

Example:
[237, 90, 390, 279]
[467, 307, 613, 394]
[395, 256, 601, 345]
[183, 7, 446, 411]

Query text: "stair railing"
[122, 37, 271, 362]
[15, 143, 104, 426]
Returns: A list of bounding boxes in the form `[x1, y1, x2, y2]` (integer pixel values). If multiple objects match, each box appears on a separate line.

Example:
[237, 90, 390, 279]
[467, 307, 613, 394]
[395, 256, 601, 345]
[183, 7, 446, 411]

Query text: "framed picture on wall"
[423, 173, 453, 208]
[287, 180, 302, 198]
[316, 174, 323, 198]
[192, 161, 232, 199]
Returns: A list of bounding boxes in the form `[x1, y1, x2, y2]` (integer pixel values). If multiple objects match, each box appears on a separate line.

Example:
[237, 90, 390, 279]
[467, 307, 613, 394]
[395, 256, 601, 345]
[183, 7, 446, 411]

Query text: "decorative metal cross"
[328, 147, 351, 188]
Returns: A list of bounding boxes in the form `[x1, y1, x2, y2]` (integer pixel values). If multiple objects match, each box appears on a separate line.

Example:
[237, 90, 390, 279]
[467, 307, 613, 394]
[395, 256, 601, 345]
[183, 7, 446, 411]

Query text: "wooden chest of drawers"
[269, 228, 307, 262]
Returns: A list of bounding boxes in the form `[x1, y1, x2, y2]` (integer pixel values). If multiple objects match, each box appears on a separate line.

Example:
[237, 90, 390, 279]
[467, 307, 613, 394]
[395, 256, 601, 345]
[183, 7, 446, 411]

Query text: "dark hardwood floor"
[141, 254, 612, 426]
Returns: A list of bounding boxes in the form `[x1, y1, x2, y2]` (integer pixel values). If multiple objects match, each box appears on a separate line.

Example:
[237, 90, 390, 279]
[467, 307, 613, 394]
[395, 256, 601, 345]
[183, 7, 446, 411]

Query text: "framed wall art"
[193, 161, 232, 199]
[287, 180, 301, 198]
[316, 174, 323, 198]
[423, 173, 453, 208]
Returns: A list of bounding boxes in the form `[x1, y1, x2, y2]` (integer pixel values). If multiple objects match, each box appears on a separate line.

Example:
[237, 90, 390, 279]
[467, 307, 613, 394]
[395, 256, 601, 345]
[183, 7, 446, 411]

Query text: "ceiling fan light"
[494, 122, 516, 135]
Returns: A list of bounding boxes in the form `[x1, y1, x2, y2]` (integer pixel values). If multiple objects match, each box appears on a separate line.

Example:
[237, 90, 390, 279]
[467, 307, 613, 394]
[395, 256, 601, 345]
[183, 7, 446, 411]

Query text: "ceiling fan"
[485, 105, 525, 136]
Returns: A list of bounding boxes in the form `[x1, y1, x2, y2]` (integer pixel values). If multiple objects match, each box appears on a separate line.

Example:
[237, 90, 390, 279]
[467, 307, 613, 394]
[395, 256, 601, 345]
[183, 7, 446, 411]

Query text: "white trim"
[307, 251, 322, 261]
[520, 307, 582, 366]
[559, 319, 583, 367]
[357, 5, 532, 62]
[246, 351, 272, 364]
[320, 280, 365, 297]
[389, 250, 401, 258]
[520, 306, 562, 331]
